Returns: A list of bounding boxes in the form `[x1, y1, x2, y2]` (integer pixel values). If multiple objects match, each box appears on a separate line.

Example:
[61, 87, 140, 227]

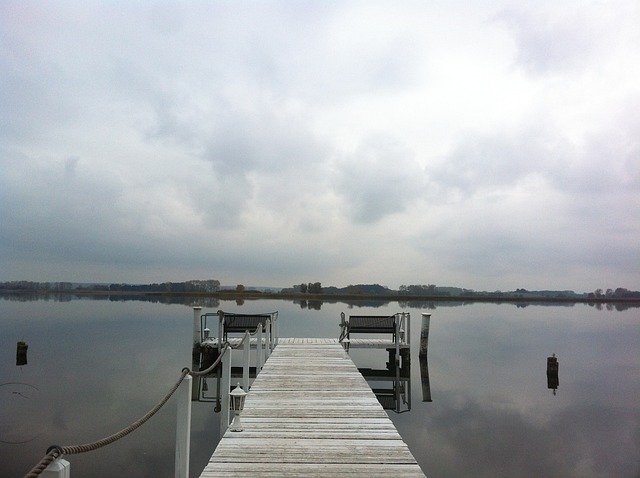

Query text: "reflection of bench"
[347, 315, 397, 341]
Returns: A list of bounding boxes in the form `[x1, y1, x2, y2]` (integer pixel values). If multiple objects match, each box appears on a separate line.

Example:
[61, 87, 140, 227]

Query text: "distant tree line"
[281, 283, 640, 300]
[284, 283, 470, 297]
[290, 282, 323, 294]
[399, 284, 437, 295]
[588, 288, 640, 299]
[0, 280, 220, 293]
[3, 280, 640, 301]
[107, 280, 220, 293]
[0, 281, 74, 291]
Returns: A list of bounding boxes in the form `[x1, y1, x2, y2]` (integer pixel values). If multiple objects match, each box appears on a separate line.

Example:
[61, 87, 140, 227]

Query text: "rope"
[23, 449, 59, 478]
[189, 342, 231, 377]
[24, 369, 189, 477]
[338, 312, 349, 342]
[338, 328, 348, 342]
[24, 336, 258, 476]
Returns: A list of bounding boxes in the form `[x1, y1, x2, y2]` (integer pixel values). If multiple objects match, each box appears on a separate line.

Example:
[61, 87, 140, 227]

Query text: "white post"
[406, 312, 411, 345]
[242, 331, 250, 392]
[398, 313, 405, 344]
[407, 367, 412, 409]
[192, 307, 202, 344]
[220, 348, 231, 438]
[175, 374, 192, 478]
[264, 319, 271, 359]
[217, 311, 224, 352]
[395, 314, 400, 365]
[256, 324, 264, 370]
[273, 313, 279, 346]
[41, 458, 70, 478]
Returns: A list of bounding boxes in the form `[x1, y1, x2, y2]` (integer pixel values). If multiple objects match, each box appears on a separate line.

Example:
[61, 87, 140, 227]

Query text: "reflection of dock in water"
[419, 355, 432, 402]
[419, 313, 432, 402]
[359, 365, 411, 413]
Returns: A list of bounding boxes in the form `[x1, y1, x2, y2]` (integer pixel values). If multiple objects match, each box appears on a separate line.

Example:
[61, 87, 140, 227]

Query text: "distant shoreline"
[2, 289, 640, 305]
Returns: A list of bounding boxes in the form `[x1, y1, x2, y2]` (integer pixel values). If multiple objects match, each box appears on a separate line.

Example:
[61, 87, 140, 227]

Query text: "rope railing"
[339, 312, 349, 342]
[190, 341, 232, 377]
[202, 310, 278, 342]
[23, 334, 264, 478]
[23, 304, 279, 478]
[23, 368, 189, 478]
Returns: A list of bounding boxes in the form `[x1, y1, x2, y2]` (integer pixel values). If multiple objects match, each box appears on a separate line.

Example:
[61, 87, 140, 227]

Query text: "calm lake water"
[1, 296, 639, 477]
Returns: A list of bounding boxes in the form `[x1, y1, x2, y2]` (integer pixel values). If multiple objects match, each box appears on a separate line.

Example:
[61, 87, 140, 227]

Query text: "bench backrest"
[222, 314, 271, 333]
[348, 315, 396, 333]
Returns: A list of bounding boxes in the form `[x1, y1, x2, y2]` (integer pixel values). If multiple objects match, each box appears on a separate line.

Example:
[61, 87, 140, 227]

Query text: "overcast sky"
[1, 1, 639, 292]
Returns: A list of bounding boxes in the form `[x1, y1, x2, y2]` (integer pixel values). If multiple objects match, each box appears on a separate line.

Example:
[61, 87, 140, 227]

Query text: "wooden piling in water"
[16, 340, 28, 366]
[419, 313, 431, 357]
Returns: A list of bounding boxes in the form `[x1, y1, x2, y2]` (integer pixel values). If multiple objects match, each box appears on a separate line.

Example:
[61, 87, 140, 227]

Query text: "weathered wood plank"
[200, 462, 426, 477]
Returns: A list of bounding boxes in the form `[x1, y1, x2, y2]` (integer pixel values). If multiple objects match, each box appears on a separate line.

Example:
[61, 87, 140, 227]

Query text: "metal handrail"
[199, 310, 278, 348]
[190, 341, 232, 377]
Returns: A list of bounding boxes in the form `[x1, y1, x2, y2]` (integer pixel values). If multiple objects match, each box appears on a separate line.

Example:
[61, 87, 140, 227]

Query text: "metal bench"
[344, 314, 397, 341]
[199, 310, 279, 346]
[219, 312, 273, 340]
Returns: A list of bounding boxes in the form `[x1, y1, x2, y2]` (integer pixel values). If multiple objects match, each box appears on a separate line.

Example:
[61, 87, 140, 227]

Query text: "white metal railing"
[339, 312, 410, 365]
[339, 312, 410, 344]
[197, 310, 279, 351]
[218, 322, 272, 432]
[394, 312, 410, 364]
[396, 312, 410, 344]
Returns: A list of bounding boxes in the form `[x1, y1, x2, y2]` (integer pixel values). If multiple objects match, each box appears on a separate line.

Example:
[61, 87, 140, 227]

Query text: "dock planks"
[199, 340, 425, 477]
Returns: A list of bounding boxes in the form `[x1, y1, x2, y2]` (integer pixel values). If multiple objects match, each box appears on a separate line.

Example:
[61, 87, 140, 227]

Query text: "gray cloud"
[1, 1, 639, 290]
[335, 136, 426, 223]
[495, 4, 620, 75]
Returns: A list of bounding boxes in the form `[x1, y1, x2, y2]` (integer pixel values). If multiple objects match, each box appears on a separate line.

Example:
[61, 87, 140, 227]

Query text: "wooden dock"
[199, 339, 425, 477]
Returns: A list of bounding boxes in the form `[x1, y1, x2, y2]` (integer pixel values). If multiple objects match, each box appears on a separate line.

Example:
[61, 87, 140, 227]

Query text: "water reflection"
[0, 291, 223, 308]
[5, 291, 640, 313]
[358, 350, 412, 413]
[419, 356, 432, 402]
[418, 312, 433, 402]
[2, 298, 639, 478]
[0, 382, 42, 445]
[0, 300, 222, 477]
